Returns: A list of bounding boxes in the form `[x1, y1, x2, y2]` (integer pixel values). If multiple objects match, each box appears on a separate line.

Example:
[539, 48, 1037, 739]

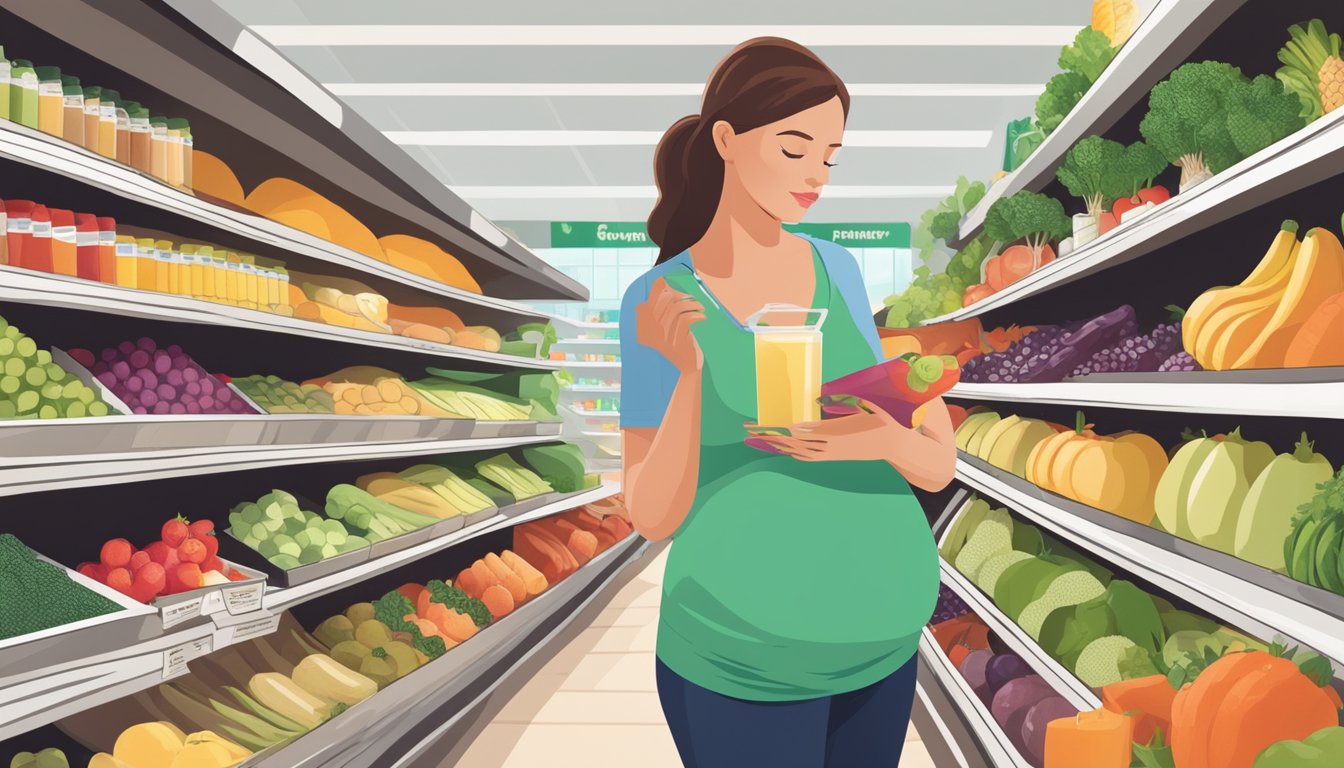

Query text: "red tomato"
[144, 541, 171, 564]
[201, 534, 220, 559]
[176, 563, 203, 590]
[106, 567, 134, 596]
[188, 519, 215, 540]
[128, 550, 151, 573]
[75, 562, 97, 579]
[137, 562, 167, 595]
[178, 538, 207, 564]
[161, 517, 189, 547]
[100, 538, 133, 568]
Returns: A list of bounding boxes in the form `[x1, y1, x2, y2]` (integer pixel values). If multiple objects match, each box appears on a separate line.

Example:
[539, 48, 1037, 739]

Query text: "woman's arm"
[623, 373, 704, 540]
[881, 397, 956, 492]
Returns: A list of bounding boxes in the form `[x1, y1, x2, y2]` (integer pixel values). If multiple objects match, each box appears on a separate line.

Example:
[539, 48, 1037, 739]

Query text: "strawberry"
[161, 515, 190, 547]
[145, 540, 170, 564]
[201, 533, 220, 558]
[100, 538, 133, 568]
[134, 562, 166, 601]
[178, 538, 207, 564]
[188, 519, 215, 540]
[129, 550, 151, 573]
[200, 555, 225, 575]
[106, 567, 134, 597]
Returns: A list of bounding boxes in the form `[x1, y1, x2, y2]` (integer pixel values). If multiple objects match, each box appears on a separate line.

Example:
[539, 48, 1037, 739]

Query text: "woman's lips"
[791, 192, 819, 207]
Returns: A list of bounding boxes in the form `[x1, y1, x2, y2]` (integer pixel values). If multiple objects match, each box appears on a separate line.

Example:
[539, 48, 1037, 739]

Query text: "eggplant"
[985, 654, 1033, 695]
[1019, 305, 1137, 383]
[991, 675, 1055, 756]
[1021, 696, 1077, 767]
[958, 649, 995, 706]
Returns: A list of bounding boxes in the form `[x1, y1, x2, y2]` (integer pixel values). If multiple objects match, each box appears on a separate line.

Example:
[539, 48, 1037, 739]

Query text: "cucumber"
[1291, 516, 1323, 587]
[1316, 518, 1344, 594]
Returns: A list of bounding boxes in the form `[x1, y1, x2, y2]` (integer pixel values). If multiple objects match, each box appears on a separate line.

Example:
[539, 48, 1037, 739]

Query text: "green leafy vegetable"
[1225, 74, 1309, 158]
[1058, 27, 1118, 83]
[425, 578, 493, 628]
[1055, 135, 1128, 215]
[1114, 141, 1170, 198]
[372, 590, 448, 658]
[911, 176, 987, 265]
[1036, 71, 1093, 135]
[984, 190, 1071, 263]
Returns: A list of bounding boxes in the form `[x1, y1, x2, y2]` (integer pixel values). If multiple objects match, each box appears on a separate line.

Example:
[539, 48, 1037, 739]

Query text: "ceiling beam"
[387, 130, 993, 148]
[325, 82, 1047, 97]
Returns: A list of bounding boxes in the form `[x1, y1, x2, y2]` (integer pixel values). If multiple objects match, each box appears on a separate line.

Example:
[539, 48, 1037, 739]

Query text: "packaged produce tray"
[149, 558, 268, 632]
[499, 491, 568, 519]
[221, 528, 372, 589]
[0, 554, 157, 680]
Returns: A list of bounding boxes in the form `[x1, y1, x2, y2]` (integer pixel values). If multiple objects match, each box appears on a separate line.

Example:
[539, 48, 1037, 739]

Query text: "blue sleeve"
[817, 240, 883, 362]
[619, 272, 679, 428]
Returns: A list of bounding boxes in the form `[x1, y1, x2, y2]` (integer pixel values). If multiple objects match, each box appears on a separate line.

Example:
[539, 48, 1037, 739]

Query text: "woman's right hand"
[636, 278, 706, 373]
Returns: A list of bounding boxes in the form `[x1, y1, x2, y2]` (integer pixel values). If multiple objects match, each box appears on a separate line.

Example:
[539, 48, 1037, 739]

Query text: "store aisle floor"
[453, 545, 937, 767]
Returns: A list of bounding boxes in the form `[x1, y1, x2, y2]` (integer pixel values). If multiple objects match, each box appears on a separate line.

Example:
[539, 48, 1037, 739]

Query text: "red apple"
[1136, 185, 1171, 206]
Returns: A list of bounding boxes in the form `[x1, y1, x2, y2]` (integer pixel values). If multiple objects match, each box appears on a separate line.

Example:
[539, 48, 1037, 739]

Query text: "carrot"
[514, 530, 567, 584]
[471, 561, 501, 591]
[480, 584, 515, 619]
[501, 550, 548, 596]
[483, 553, 528, 603]
[1102, 674, 1176, 745]
[395, 582, 424, 605]
[570, 511, 604, 532]
[441, 609, 477, 642]
[601, 516, 632, 541]
[568, 530, 598, 564]
[456, 568, 483, 599]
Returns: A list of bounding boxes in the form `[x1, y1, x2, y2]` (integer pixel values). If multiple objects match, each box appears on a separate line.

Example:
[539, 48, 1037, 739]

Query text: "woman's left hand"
[758, 398, 910, 462]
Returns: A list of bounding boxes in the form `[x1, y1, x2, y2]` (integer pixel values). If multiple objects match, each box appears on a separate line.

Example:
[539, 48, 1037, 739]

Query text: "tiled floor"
[452, 546, 938, 767]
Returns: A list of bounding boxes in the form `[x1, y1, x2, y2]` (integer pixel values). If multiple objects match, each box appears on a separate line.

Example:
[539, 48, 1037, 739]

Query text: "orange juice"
[747, 304, 827, 427]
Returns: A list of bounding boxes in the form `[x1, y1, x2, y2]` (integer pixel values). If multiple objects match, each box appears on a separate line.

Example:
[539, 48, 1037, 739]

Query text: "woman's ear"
[711, 120, 736, 163]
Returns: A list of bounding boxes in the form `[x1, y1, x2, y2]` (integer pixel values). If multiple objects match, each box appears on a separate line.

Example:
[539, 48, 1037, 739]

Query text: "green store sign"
[551, 221, 910, 249]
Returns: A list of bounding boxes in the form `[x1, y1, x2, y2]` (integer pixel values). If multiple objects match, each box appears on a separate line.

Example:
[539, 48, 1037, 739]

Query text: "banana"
[1184, 221, 1299, 356]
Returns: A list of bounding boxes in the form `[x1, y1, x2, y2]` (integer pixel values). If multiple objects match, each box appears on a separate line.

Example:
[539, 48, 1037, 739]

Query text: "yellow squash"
[1234, 227, 1344, 368]
[1183, 221, 1299, 357]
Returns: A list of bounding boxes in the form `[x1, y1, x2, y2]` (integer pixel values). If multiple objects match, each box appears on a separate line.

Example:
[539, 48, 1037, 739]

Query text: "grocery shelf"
[939, 561, 1101, 712]
[559, 360, 622, 370]
[551, 338, 620, 348]
[949, 369, 1344, 419]
[564, 385, 621, 395]
[952, 0, 1245, 246]
[0, 429, 560, 499]
[917, 630, 1032, 768]
[0, 0, 583, 301]
[0, 128, 563, 325]
[955, 454, 1344, 669]
[0, 267, 562, 370]
[244, 534, 652, 768]
[581, 431, 620, 439]
[913, 660, 995, 768]
[265, 483, 620, 612]
[546, 316, 619, 332]
[929, 108, 1344, 324]
[570, 409, 620, 418]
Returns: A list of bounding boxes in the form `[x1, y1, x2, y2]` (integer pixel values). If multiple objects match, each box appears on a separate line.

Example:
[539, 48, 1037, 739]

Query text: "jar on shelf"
[60, 75, 83, 147]
[81, 86, 100, 153]
[239, 254, 259, 308]
[5, 200, 34, 269]
[10, 60, 38, 130]
[34, 65, 62, 138]
[128, 105, 152, 174]
[0, 201, 8, 266]
[0, 47, 10, 121]
[166, 117, 188, 188]
[181, 121, 193, 190]
[50, 207, 78, 277]
[191, 245, 213, 301]
[114, 235, 137, 289]
[224, 251, 241, 305]
[99, 89, 121, 161]
[149, 115, 168, 182]
[210, 251, 228, 302]
[96, 216, 117, 285]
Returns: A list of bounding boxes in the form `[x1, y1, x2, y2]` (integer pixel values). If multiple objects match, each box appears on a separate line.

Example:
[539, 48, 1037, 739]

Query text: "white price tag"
[160, 596, 204, 629]
[162, 634, 213, 679]
[215, 612, 280, 645]
[222, 582, 264, 615]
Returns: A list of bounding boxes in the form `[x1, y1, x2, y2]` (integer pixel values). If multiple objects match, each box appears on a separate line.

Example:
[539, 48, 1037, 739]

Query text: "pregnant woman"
[621, 37, 956, 768]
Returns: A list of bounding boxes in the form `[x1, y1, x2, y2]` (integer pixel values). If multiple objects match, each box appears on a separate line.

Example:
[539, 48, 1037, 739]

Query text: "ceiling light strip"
[254, 25, 1079, 47]
[387, 130, 992, 148]
[324, 83, 1046, 98]
[448, 186, 955, 199]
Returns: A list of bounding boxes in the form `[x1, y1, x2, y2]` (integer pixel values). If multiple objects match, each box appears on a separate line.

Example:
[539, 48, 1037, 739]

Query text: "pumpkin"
[1284, 292, 1344, 367]
[1171, 651, 1339, 768]
[1028, 412, 1166, 524]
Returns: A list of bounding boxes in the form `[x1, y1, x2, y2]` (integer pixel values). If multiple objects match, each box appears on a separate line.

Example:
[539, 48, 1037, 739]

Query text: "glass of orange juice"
[746, 304, 827, 427]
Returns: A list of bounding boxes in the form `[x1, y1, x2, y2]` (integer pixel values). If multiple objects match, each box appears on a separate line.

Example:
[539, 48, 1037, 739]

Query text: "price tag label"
[222, 582, 264, 616]
[162, 634, 213, 679]
[160, 596, 204, 629]
[215, 612, 280, 645]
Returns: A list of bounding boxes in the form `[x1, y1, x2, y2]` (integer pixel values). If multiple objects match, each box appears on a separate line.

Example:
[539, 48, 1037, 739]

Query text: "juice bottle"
[746, 304, 827, 427]
[75, 213, 100, 280]
[61, 76, 83, 147]
[239, 255, 258, 308]
[173, 247, 192, 296]
[276, 267, 290, 311]
[35, 66, 62, 138]
[81, 86, 101, 153]
[114, 235, 138, 289]
[98, 89, 119, 160]
[50, 208, 78, 276]
[181, 122, 193, 190]
[0, 47, 10, 121]
[28, 204, 53, 273]
[135, 238, 157, 291]
[166, 118, 187, 188]
[150, 116, 168, 182]
[154, 239, 173, 294]
[193, 245, 213, 300]
[211, 252, 228, 302]
[264, 264, 281, 308]
[5, 200, 33, 269]
[10, 60, 38, 130]
[97, 216, 117, 284]
[115, 98, 136, 166]
[224, 252, 241, 305]
[130, 107, 153, 174]
[0, 201, 7, 266]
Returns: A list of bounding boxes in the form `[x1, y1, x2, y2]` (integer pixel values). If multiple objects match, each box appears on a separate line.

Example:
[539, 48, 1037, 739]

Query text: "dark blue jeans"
[655, 656, 919, 768]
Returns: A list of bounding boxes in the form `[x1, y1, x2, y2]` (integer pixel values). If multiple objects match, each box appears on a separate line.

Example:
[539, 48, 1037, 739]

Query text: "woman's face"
[713, 96, 844, 224]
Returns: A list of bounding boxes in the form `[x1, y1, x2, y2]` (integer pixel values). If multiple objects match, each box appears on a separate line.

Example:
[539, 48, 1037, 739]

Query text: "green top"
[652, 245, 939, 701]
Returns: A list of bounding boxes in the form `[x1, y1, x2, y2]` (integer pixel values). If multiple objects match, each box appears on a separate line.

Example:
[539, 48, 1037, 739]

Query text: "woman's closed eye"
[780, 147, 838, 167]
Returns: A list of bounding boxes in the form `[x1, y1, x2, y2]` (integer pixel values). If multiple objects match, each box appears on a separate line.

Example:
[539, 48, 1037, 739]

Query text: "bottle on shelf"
[100, 89, 122, 161]
[114, 234, 137, 289]
[74, 212, 98, 282]
[149, 115, 168, 182]
[81, 85, 101, 153]
[10, 59, 37, 129]
[0, 201, 7, 266]
[28, 203, 52, 273]
[34, 65, 62, 137]
[97, 216, 116, 284]
[154, 239, 173, 295]
[167, 117, 188, 188]
[5, 200, 33, 268]
[50, 207, 77, 277]
[128, 104, 151, 173]
[60, 74, 83, 147]
[0, 46, 9, 121]
[134, 237, 155, 291]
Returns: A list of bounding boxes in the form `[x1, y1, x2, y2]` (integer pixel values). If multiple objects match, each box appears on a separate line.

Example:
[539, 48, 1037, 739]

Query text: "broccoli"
[911, 176, 986, 264]
[984, 190, 1071, 268]
[1055, 136, 1128, 216]
[1035, 71, 1092, 135]
[1058, 27, 1117, 83]
[425, 579, 492, 628]
[0, 533, 119, 640]
[1140, 61, 1305, 190]
[1113, 141, 1169, 199]
[371, 590, 448, 659]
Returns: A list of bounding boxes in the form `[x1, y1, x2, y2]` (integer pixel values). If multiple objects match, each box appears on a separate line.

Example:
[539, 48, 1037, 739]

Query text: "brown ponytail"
[648, 37, 850, 264]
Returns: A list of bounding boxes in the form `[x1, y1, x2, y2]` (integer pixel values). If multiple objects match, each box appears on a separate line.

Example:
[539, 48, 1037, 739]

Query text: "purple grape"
[152, 401, 171, 415]
[96, 371, 116, 388]
[117, 340, 135, 356]
[1159, 351, 1200, 372]
[125, 376, 143, 393]
[166, 369, 183, 387]
[185, 381, 200, 396]
[111, 360, 130, 381]
[199, 395, 215, 410]
[137, 370, 156, 389]
[92, 361, 108, 375]
[140, 389, 158, 407]
[185, 401, 201, 414]
[199, 376, 215, 395]
[100, 347, 117, 363]
[167, 344, 181, 356]
[170, 402, 186, 415]
[131, 405, 148, 415]
[183, 368, 199, 383]
[157, 384, 177, 401]
[172, 354, 190, 371]
[153, 351, 171, 374]
[136, 337, 156, 352]
[129, 350, 149, 369]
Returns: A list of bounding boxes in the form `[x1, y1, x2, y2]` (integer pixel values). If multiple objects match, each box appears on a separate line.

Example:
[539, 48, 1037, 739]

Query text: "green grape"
[3, 358, 23, 377]
[3, 326, 18, 341]
[0, 401, 13, 418]
[66, 401, 86, 418]
[15, 390, 38, 413]
[38, 404, 57, 419]
[45, 364, 65, 383]
[77, 386, 95, 405]
[0, 338, 13, 356]
[40, 381, 61, 399]
[60, 381, 80, 399]
[88, 401, 109, 416]
[24, 366, 46, 388]
[35, 349, 51, 365]
[14, 337, 36, 358]
[0, 376, 17, 395]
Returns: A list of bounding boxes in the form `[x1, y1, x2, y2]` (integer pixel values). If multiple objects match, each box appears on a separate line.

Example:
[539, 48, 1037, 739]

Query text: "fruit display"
[228, 375, 335, 414]
[228, 490, 372, 570]
[307, 366, 459, 418]
[93, 724, 250, 768]
[1025, 412, 1168, 525]
[962, 191, 1070, 306]
[1284, 467, 1344, 593]
[72, 338, 256, 416]
[0, 533, 123, 640]
[1277, 20, 1344, 120]
[75, 516, 250, 604]
[406, 375, 534, 420]
[0, 314, 113, 419]
[7, 748, 71, 768]
[1184, 219, 1344, 370]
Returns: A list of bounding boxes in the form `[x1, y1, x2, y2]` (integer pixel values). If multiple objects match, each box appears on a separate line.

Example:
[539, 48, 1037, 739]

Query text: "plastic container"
[9, 60, 38, 129]
[211, 252, 228, 301]
[166, 117, 187, 188]
[98, 89, 120, 160]
[50, 208, 78, 276]
[181, 122, 193, 190]
[114, 235, 137, 289]
[128, 106, 151, 173]
[747, 304, 826, 427]
[28, 203, 53, 273]
[150, 115, 168, 182]
[97, 217, 116, 284]
[134, 238, 156, 291]
[81, 86, 101, 153]
[61, 77, 83, 146]
[35, 65, 62, 137]
[154, 239, 173, 294]
[74, 213, 99, 281]
[240, 255, 258, 308]
[0, 47, 10, 121]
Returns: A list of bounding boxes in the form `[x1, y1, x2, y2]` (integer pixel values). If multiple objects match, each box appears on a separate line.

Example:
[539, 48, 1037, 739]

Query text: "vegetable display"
[1285, 468, 1344, 594]
[0, 314, 112, 419]
[1276, 19, 1344, 121]
[228, 490, 372, 570]
[0, 533, 122, 640]
[74, 516, 249, 603]
[1036, 28, 1118, 136]
[1055, 136, 1127, 219]
[229, 375, 335, 414]
[76, 338, 256, 415]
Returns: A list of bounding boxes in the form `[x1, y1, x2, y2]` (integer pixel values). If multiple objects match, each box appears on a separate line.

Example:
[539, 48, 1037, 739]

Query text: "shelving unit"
[917, 629, 1034, 768]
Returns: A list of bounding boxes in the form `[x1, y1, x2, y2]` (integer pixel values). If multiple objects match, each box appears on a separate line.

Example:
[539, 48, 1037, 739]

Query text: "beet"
[991, 675, 1055, 756]
[958, 649, 995, 706]
[1021, 696, 1077, 767]
[985, 654, 1033, 695]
